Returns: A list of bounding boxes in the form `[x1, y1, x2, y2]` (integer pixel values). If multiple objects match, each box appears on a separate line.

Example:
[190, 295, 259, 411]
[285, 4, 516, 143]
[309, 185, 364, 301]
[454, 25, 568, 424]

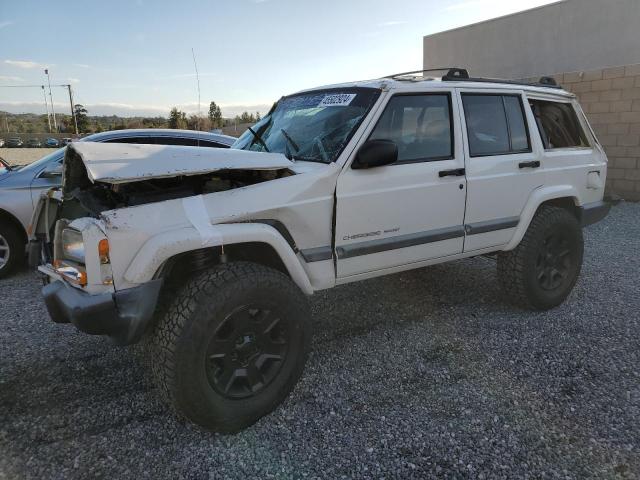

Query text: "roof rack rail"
[442, 74, 563, 90]
[384, 68, 564, 90]
[385, 67, 469, 80]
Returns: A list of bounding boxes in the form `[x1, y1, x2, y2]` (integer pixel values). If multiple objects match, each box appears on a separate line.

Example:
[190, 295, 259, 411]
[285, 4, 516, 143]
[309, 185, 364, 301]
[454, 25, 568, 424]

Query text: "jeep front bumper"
[42, 278, 163, 345]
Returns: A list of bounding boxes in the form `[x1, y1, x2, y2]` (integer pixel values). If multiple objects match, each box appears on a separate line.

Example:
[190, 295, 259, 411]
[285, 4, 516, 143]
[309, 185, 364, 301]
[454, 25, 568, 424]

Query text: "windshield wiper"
[280, 129, 300, 153]
[0, 157, 12, 171]
[280, 129, 300, 161]
[247, 126, 270, 152]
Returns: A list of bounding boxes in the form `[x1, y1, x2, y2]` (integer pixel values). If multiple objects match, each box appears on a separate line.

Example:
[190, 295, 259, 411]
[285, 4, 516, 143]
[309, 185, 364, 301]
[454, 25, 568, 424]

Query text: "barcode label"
[318, 93, 357, 107]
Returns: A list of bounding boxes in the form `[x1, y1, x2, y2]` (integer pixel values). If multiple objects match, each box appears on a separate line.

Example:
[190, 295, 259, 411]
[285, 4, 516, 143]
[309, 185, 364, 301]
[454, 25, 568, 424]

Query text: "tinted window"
[105, 137, 156, 144]
[152, 137, 200, 146]
[504, 96, 529, 151]
[369, 94, 452, 163]
[197, 140, 230, 148]
[529, 100, 589, 149]
[462, 94, 531, 156]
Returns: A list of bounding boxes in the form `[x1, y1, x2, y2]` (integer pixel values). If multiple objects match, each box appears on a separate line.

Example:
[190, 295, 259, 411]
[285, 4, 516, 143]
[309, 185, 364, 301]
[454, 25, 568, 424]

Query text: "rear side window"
[462, 94, 531, 157]
[529, 100, 589, 149]
[369, 94, 453, 163]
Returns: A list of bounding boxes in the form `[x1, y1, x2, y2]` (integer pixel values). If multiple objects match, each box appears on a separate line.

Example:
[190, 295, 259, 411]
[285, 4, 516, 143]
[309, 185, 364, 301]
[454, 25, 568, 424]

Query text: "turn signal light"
[77, 270, 88, 286]
[98, 239, 110, 264]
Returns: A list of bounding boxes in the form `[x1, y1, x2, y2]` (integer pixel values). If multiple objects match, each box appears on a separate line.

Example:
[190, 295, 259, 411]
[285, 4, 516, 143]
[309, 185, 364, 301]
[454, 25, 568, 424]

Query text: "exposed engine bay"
[60, 142, 294, 218]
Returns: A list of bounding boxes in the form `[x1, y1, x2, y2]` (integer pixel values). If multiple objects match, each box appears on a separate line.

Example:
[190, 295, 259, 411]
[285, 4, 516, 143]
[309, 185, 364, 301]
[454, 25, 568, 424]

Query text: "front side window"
[232, 88, 381, 163]
[462, 94, 531, 157]
[368, 94, 453, 163]
[529, 99, 589, 149]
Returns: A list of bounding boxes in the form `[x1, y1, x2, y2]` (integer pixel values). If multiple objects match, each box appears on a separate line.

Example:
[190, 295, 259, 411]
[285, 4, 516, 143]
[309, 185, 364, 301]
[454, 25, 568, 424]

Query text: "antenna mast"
[191, 48, 201, 130]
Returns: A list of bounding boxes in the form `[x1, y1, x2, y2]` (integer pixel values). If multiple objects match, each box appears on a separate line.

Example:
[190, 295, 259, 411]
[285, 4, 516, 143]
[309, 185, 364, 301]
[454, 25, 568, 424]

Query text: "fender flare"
[504, 185, 580, 251]
[123, 223, 314, 294]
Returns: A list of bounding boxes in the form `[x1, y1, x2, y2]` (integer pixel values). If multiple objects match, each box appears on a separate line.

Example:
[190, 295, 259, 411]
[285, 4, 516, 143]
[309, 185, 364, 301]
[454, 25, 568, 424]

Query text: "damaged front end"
[30, 142, 298, 344]
[30, 142, 295, 265]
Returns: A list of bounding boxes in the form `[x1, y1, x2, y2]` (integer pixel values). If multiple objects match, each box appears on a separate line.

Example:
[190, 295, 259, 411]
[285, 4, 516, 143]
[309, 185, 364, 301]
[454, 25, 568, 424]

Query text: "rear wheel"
[0, 223, 24, 279]
[146, 262, 311, 432]
[498, 206, 583, 310]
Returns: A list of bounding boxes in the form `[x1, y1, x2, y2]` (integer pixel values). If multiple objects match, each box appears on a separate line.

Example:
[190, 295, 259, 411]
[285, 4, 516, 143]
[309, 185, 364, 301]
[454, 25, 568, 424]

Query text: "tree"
[168, 107, 187, 129]
[239, 111, 256, 123]
[208, 101, 223, 128]
[73, 104, 89, 133]
[187, 114, 211, 131]
[255, 111, 261, 121]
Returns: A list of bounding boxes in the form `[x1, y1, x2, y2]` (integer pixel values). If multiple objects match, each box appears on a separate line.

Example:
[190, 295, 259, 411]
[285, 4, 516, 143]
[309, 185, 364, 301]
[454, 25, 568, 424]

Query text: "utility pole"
[42, 85, 52, 133]
[66, 84, 79, 135]
[45, 69, 57, 131]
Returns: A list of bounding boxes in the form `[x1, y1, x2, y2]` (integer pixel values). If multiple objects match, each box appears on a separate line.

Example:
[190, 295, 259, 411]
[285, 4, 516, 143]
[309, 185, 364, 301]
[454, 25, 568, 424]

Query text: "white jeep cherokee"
[30, 69, 610, 432]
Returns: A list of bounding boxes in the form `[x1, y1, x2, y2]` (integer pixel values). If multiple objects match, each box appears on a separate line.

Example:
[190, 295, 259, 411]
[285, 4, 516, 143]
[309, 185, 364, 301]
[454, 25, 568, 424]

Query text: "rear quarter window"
[529, 99, 590, 149]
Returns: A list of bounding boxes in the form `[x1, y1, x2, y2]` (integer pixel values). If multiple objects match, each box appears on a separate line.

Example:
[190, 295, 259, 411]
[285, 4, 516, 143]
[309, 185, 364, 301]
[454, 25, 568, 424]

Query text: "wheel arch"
[505, 185, 581, 251]
[0, 208, 28, 244]
[124, 223, 314, 294]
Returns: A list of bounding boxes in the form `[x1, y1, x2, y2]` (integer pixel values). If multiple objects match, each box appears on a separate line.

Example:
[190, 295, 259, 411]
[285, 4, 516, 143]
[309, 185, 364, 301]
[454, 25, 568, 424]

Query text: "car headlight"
[61, 228, 85, 263]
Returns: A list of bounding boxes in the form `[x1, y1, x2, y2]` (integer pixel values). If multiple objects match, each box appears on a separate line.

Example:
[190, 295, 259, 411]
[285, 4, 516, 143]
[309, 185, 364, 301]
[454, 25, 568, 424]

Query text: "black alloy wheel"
[536, 232, 572, 291]
[206, 305, 290, 399]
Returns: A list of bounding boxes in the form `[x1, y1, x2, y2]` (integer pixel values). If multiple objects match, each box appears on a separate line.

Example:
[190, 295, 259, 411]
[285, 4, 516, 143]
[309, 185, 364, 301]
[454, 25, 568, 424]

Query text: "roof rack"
[385, 67, 563, 89]
[442, 70, 562, 90]
[385, 67, 469, 80]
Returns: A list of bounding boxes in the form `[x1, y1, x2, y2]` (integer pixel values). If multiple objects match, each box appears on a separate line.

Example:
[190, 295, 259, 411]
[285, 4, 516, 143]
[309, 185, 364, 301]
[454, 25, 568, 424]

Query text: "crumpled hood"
[67, 142, 293, 184]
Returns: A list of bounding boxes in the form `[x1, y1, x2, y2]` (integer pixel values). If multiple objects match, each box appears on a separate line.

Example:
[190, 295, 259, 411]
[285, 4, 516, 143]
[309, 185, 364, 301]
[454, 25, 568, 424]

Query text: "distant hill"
[0, 111, 253, 137]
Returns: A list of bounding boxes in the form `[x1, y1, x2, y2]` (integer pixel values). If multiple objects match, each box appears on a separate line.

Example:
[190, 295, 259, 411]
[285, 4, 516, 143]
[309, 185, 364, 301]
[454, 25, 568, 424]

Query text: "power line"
[0, 84, 73, 88]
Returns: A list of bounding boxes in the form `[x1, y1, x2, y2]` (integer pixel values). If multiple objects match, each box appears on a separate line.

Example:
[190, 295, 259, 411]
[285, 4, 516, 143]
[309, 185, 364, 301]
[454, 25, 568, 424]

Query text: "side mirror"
[352, 140, 398, 170]
[40, 163, 63, 178]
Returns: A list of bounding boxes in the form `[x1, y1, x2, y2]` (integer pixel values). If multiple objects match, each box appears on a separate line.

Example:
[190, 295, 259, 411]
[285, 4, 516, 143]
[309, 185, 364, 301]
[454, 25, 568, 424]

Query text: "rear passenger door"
[457, 90, 545, 252]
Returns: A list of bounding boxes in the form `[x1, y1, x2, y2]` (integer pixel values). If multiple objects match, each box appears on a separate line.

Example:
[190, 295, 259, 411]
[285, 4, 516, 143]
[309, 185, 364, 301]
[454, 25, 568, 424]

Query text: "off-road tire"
[0, 222, 24, 279]
[497, 206, 583, 310]
[146, 261, 311, 433]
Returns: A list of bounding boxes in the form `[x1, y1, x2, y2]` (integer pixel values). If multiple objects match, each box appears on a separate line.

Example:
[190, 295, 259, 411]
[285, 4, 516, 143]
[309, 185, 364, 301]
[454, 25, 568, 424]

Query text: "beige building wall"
[423, 0, 640, 200]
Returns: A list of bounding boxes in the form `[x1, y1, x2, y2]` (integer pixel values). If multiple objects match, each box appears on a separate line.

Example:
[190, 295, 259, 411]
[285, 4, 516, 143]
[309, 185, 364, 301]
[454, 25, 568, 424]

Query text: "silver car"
[0, 129, 235, 278]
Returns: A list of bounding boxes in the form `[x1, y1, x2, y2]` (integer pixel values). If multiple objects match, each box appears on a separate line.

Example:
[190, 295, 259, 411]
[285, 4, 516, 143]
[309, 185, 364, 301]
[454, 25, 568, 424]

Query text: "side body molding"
[123, 223, 314, 294]
[504, 184, 580, 251]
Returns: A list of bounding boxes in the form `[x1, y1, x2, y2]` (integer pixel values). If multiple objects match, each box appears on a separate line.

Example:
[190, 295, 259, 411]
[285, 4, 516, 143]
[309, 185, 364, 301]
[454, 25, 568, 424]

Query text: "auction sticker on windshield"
[318, 93, 357, 107]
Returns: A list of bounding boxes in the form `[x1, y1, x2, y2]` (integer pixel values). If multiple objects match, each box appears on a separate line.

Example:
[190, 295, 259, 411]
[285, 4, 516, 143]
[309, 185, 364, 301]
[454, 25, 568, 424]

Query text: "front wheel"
[146, 262, 311, 433]
[498, 206, 584, 310]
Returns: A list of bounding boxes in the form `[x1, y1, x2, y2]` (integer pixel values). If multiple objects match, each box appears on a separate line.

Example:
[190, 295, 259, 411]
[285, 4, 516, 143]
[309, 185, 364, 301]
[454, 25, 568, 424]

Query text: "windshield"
[19, 147, 65, 172]
[232, 88, 381, 163]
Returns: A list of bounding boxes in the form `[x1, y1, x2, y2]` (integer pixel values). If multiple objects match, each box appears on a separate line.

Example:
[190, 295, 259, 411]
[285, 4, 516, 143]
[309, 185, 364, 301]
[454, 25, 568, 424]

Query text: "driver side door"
[335, 91, 467, 280]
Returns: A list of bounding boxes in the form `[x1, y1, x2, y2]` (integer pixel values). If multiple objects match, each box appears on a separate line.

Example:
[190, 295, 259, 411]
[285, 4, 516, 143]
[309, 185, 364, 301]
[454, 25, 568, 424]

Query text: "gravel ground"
[0, 148, 52, 166]
[1, 203, 638, 479]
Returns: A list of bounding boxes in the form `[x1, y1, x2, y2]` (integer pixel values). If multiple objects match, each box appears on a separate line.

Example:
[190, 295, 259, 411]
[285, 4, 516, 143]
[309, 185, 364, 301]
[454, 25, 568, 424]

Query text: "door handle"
[439, 168, 465, 178]
[519, 160, 541, 169]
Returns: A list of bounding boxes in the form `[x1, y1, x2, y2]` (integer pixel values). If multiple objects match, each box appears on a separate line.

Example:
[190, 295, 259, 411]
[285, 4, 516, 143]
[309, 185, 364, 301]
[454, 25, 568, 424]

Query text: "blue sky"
[0, 0, 557, 118]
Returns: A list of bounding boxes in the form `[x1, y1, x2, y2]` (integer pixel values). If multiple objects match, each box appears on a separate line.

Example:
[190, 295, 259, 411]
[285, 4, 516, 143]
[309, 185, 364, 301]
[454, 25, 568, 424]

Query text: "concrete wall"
[423, 0, 640, 200]
[423, 0, 640, 79]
